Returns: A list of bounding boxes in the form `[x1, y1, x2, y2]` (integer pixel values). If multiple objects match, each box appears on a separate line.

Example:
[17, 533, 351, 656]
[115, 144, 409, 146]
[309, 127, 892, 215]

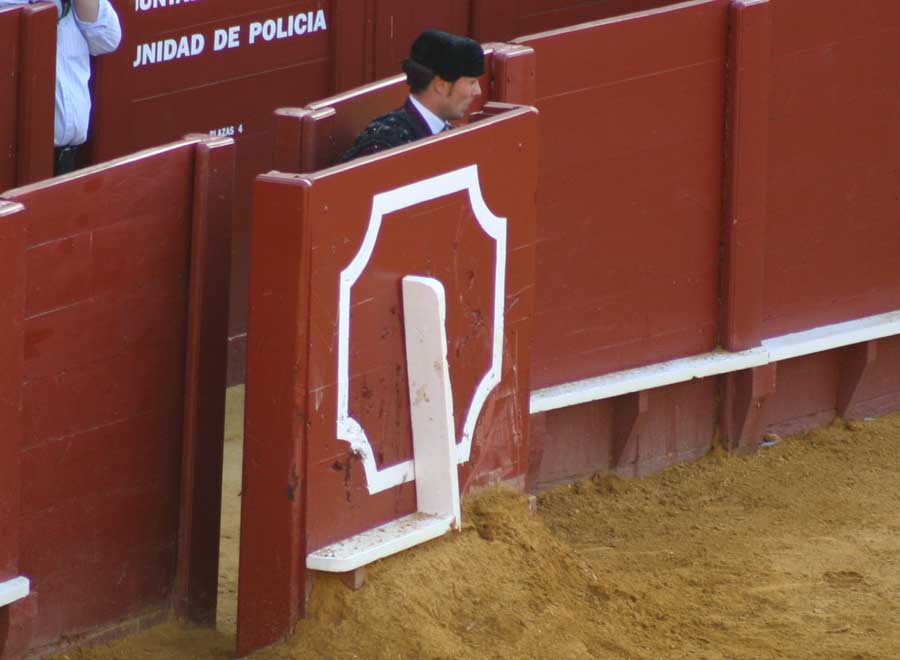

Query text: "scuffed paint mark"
[285, 463, 299, 501]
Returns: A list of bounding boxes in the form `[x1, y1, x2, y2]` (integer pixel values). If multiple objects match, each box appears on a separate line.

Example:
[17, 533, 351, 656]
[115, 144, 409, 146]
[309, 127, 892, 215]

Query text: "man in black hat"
[341, 29, 484, 162]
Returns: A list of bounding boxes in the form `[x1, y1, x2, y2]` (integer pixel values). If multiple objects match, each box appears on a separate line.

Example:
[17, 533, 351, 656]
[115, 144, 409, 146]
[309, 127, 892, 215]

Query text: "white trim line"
[762, 310, 900, 362]
[336, 165, 507, 494]
[531, 309, 900, 414]
[0, 576, 29, 608]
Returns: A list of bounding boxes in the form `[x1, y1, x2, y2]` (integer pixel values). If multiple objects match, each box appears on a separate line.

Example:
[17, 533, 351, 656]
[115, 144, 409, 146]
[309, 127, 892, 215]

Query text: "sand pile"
[50, 411, 900, 660]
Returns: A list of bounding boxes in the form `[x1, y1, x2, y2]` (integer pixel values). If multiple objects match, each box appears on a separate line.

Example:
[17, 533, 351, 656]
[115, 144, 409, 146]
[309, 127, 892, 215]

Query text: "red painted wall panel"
[514, 0, 728, 389]
[850, 336, 900, 417]
[0, 203, 25, 586]
[301, 111, 537, 551]
[0, 10, 21, 190]
[534, 378, 715, 488]
[472, 0, 686, 42]
[0, 140, 232, 649]
[5, 150, 193, 645]
[763, 0, 900, 337]
[240, 105, 538, 656]
[372, 0, 471, 79]
[0, 4, 54, 190]
[88, 1, 335, 383]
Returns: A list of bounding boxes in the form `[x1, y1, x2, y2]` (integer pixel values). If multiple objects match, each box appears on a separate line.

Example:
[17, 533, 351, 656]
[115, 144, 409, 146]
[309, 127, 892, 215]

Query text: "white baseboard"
[531, 309, 900, 414]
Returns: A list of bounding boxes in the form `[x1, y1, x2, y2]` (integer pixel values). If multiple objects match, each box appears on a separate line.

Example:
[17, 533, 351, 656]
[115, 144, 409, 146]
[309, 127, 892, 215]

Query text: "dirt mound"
[259, 487, 607, 660]
[49, 412, 900, 660]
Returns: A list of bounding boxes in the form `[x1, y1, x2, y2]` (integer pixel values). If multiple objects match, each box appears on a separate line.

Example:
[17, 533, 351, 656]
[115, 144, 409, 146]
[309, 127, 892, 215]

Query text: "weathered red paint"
[371, 1, 471, 79]
[0, 138, 232, 654]
[510, 1, 729, 389]
[532, 379, 717, 488]
[763, 0, 900, 337]
[0, 3, 54, 190]
[175, 137, 235, 624]
[471, 0, 689, 42]
[720, 0, 771, 351]
[721, 363, 778, 451]
[0, 202, 26, 626]
[0, 593, 37, 660]
[239, 104, 538, 656]
[88, 1, 335, 385]
[2, 1, 900, 655]
[74, 1, 689, 385]
[236, 173, 309, 657]
[836, 341, 879, 419]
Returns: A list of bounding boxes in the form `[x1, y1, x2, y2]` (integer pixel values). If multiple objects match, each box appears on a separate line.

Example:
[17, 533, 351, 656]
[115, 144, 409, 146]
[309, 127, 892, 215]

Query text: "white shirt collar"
[409, 95, 449, 135]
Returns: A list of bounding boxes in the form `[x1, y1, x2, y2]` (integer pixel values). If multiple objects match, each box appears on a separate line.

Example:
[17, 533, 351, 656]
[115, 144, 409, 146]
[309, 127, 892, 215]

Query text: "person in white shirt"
[341, 30, 484, 162]
[0, 0, 121, 175]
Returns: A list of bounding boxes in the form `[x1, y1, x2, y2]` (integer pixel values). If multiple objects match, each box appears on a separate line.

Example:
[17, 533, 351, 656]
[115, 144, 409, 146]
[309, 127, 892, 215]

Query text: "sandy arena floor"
[51, 387, 900, 660]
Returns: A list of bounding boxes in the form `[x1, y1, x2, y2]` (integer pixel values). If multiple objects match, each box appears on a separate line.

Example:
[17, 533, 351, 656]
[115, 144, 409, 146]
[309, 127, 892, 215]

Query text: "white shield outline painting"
[335, 165, 507, 494]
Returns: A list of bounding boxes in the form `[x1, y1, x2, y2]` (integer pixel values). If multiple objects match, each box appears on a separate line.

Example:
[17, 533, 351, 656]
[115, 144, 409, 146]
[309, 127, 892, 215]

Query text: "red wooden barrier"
[762, 0, 900, 338]
[89, 1, 339, 386]
[720, 0, 771, 352]
[0, 137, 233, 657]
[471, 0, 687, 42]
[267, 1, 900, 483]
[239, 104, 538, 656]
[0, 201, 28, 660]
[0, 3, 55, 190]
[509, 0, 730, 389]
[85, 1, 672, 385]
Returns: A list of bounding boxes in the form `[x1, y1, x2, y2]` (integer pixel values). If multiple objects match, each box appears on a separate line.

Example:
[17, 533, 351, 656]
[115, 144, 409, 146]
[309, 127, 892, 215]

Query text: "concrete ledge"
[0, 577, 29, 608]
[531, 309, 900, 413]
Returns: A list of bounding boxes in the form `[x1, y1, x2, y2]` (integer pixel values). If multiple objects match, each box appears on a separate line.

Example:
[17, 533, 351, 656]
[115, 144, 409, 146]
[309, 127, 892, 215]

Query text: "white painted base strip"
[0, 576, 29, 608]
[307, 512, 455, 573]
[530, 348, 768, 414]
[531, 309, 900, 414]
[762, 310, 900, 362]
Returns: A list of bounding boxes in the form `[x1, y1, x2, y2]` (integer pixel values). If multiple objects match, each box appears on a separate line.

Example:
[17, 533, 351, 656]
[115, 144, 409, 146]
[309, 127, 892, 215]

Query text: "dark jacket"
[340, 98, 433, 162]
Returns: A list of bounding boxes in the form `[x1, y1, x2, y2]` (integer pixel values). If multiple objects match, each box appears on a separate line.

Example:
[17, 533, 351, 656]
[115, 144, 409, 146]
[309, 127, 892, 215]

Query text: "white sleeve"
[74, 0, 122, 56]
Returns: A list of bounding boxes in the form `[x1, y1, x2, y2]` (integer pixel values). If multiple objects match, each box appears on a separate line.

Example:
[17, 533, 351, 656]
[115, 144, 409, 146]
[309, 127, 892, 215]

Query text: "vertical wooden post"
[721, 363, 777, 451]
[720, 0, 772, 351]
[0, 200, 32, 660]
[273, 108, 338, 174]
[490, 44, 537, 106]
[15, 4, 55, 185]
[236, 175, 311, 657]
[612, 391, 649, 475]
[836, 340, 879, 418]
[174, 137, 235, 624]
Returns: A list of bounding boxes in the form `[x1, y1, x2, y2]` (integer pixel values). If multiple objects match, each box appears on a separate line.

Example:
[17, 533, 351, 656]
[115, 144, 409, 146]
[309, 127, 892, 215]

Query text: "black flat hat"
[407, 29, 484, 82]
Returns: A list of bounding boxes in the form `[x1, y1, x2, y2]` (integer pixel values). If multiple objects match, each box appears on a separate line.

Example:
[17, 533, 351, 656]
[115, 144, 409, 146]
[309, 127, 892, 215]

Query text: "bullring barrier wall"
[0, 137, 233, 659]
[272, 0, 900, 489]
[79, 0, 686, 383]
[511, 0, 900, 485]
[0, 3, 54, 191]
[469, 0, 683, 42]
[762, 0, 900, 338]
[239, 104, 539, 655]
